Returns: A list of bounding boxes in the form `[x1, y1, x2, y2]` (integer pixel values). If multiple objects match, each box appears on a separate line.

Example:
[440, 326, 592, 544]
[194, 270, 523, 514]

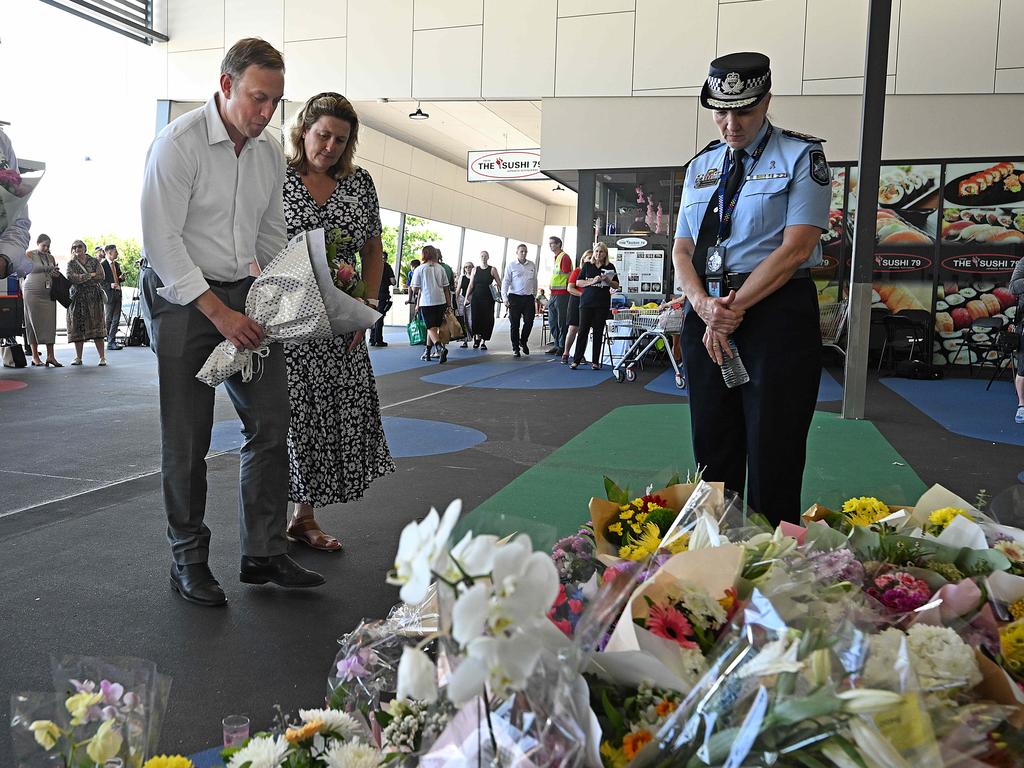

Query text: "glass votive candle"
[222, 715, 250, 748]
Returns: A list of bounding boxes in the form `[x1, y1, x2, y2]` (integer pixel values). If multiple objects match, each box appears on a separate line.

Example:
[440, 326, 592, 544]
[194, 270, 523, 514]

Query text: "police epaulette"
[681, 139, 723, 172]
[781, 129, 826, 143]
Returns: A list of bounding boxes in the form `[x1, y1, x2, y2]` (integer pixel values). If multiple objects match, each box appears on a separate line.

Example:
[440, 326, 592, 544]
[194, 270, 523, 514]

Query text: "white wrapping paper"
[196, 229, 381, 387]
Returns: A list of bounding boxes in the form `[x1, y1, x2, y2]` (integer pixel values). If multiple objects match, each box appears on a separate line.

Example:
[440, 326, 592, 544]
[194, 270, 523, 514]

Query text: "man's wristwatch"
[364, 298, 379, 307]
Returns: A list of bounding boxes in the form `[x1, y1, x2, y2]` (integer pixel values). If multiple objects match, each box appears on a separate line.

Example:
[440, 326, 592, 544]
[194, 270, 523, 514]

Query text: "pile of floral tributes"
[14, 480, 1024, 767]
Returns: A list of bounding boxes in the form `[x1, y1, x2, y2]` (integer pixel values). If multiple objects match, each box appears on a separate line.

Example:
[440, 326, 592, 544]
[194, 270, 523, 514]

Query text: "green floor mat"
[455, 404, 926, 550]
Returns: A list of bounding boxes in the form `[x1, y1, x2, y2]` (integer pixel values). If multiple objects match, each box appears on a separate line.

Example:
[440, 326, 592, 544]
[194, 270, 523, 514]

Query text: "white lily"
[688, 512, 722, 550]
[396, 646, 438, 702]
[446, 635, 544, 706]
[837, 688, 903, 714]
[848, 717, 913, 768]
[820, 740, 868, 768]
[738, 632, 805, 678]
[387, 500, 462, 605]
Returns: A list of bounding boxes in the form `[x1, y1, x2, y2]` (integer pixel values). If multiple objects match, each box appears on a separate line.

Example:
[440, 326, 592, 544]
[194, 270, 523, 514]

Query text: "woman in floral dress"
[281, 92, 395, 551]
[65, 239, 107, 366]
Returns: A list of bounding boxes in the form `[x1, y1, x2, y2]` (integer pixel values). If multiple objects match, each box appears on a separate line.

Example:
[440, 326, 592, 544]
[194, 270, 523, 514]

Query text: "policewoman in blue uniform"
[673, 52, 830, 523]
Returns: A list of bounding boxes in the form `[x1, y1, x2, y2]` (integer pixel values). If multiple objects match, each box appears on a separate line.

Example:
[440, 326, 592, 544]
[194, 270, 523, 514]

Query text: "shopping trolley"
[610, 306, 685, 389]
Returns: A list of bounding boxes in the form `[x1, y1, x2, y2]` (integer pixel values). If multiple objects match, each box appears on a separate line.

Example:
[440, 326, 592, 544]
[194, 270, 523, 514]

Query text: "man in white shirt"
[140, 38, 324, 607]
[0, 129, 31, 280]
[502, 243, 538, 358]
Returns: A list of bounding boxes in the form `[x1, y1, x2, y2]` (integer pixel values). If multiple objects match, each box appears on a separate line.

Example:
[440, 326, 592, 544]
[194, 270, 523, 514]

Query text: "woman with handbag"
[23, 234, 62, 366]
[411, 245, 452, 363]
[1010, 257, 1024, 424]
[65, 240, 107, 366]
[465, 250, 500, 350]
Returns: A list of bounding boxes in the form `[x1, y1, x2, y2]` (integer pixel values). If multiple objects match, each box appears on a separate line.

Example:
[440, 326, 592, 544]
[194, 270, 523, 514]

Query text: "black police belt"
[716, 268, 811, 294]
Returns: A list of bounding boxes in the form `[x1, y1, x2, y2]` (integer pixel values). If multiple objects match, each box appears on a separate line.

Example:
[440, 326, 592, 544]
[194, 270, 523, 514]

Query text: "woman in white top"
[410, 245, 452, 363]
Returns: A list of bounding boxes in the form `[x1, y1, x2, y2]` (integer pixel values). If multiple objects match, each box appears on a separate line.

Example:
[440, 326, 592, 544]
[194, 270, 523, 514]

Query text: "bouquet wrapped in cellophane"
[10, 655, 171, 767]
[196, 228, 380, 387]
[0, 161, 43, 236]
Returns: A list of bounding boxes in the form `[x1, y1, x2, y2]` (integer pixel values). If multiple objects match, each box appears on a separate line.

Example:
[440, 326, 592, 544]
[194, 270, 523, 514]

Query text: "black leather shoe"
[240, 554, 325, 588]
[521, 343, 530, 355]
[513, 349, 521, 358]
[170, 563, 227, 606]
[377, 341, 388, 347]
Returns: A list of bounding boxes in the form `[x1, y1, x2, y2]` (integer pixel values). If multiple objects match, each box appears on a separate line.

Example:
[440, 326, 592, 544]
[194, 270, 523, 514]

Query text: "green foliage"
[603, 476, 629, 504]
[384, 216, 441, 287]
[81, 234, 142, 287]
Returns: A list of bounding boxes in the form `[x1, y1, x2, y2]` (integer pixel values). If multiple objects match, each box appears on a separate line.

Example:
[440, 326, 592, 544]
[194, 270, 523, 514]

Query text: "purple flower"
[100, 680, 124, 705]
[809, 548, 865, 584]
[336, 647, 376, 681]
[70, 679, 96, 693]
[101, 706, 118, 721]
[122, 692, 139, 708]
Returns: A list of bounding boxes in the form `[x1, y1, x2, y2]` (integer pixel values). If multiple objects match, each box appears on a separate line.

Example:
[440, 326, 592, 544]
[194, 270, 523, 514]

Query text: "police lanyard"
[715, 123, 774, 245]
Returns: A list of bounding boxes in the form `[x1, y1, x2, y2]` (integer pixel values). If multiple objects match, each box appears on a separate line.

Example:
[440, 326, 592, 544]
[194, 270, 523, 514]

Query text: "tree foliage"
[82, 234, 143, 287]
[381, 216, 440, 288]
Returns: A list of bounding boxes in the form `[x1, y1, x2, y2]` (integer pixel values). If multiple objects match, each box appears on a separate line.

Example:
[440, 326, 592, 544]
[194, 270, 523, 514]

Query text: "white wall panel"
[803, 0, 900, 82]
[896, 0, 999, 94]
[998, 1, 1024, 70]
[359, 160, 384, 189]
[634, 86, 702, 96]
[558, 0, 634, 16]
[283, 38, 346, 101]
[168, 0, 223, 52]
[430, 186, 455, 223]
[633, 0, 716, 91]
[410, 147, 438, 180]
[355, 125, 387, 165]
[801, 74, 896, 95]
[555, 13, 635, 97]
[482, 0, 556, 98]
[717, 0, 805, 95]
[285, 0, 347, 41]
[452, 192, 474, 225]
[379, 167, 410, 212]
[435, 160, 463, 189]
[412, 26, 482, 98]
[348, 0, 413, 98]
[167, 49, 224, 99]
[383, 136, 413, 173]
[413, 0, 482, 29]
[225, 0, 284, 51]
[541, 96, 698, 170]
[406, 177, 433, 217]
[996, 68, 1024, 93]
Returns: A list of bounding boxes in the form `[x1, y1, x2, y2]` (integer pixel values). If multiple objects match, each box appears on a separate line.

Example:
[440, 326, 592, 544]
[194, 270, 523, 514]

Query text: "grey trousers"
[105, 289, 122, 343]
[548, 293, 570, 351]
[140, 267, 290, 565]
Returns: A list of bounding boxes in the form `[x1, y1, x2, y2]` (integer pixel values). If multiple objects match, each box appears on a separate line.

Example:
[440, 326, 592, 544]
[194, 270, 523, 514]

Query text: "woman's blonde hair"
[287, 92, 359, 179]
[593, 242, 610, 264]
[581, 249, 594, 264]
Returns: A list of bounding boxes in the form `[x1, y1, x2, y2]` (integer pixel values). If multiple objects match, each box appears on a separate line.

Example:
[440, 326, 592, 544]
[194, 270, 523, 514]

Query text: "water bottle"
[720, 338, 750, 388]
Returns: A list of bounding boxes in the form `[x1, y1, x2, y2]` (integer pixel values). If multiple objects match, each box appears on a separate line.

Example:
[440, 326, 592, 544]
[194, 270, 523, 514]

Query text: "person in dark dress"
[457, 262, 473, 347]
[571, 242, 619, 370]
[368, 257, 396, 347]
[466, 250, 500, 349]
[281, 92, 396, 551]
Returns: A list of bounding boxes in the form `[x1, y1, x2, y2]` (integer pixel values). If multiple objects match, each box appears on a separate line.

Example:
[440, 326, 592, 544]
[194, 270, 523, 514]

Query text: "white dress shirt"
[140, 94, 287, 306]
[502, 258, 537, 301]
[0, 130, 32, 277]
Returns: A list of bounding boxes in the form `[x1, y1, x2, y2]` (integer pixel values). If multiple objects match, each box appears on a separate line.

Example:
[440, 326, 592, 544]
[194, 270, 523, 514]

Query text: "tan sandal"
[287, 517, 342, 552]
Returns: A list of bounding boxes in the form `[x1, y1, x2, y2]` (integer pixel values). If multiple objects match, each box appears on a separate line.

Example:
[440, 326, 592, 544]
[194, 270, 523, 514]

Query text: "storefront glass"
[593, 169, 677, 243]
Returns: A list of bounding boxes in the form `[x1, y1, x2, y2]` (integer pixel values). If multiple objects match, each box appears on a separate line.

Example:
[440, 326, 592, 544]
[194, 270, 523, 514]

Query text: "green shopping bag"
[407, 315, 427, 346]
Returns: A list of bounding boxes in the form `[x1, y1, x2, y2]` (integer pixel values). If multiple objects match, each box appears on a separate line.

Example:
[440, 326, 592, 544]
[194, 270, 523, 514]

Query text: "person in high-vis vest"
[545, 235, 574, 355]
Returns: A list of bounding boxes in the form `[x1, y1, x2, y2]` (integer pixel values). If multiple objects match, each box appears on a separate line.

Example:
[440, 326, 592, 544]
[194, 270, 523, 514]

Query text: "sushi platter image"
[821, 209, 843, 245]
[944, 161, 1024, 208]
[878, 165, 939, 209]
[846, 208, 934, 246]
[941, 207, 1024, 244]
[830, 167, 846, 209]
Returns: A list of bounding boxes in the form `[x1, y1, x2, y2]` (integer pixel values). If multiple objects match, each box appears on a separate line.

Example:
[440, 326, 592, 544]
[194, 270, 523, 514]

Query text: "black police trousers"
[682, 278, 821, 524]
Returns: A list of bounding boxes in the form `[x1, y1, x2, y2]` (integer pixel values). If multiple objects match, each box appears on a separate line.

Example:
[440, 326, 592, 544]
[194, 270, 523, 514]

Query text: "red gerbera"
[646, 604, 697, 648]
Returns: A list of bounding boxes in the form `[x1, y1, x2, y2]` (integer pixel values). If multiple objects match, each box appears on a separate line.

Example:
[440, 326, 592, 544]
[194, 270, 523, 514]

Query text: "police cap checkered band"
[700, 51, 772, 110]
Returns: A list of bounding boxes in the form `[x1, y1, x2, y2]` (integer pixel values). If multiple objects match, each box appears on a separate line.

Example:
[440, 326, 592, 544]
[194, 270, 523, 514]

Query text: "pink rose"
[336, 262, 356, 284]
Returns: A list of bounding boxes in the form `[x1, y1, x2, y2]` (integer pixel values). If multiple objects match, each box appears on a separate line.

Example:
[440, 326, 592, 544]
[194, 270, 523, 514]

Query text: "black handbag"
[50, 271, 71, 308]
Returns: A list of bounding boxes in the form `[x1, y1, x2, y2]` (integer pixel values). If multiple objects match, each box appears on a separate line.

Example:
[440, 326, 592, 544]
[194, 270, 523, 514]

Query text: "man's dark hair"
[221, 38, 285, 81]
[549, 235, 563, 247]
[36, 234, 50, 245]
[104, 244, 118, 253]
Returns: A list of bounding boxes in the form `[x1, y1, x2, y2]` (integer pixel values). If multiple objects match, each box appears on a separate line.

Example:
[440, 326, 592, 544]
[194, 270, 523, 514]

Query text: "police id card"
[705, 245, 726, 298]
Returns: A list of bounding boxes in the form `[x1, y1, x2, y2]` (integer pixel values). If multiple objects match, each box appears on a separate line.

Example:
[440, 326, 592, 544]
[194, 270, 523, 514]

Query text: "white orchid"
[443, 532, 500, 583]
[396, 646, 438, 703]
[738, 632, 805, 679]
[446, 636, 544, 706]
[387, 500, 462, 605]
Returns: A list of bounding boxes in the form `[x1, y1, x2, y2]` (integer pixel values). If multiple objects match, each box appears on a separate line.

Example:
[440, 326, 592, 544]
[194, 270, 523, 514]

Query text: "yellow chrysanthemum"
[635, 511, 649, 525]
[1010, 599, 1024, 622]
[621, 522, 663, 561]
[607, 522, 623, 536]
[623, 730, 653, 759]
[285, 719, 323, 743]
[928, 507, 975, 530]
[841, 496, 890, 527]
[619, 507, 635, 521]
[143, 756, 194, 768]
[600, 741, 628, 768]
[999, 620, 1024, 673]
[663, 531, 689, 555]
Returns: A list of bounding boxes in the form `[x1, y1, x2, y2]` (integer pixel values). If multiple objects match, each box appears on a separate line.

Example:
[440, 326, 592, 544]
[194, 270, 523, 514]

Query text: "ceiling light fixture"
[552, 184, 566, 192]
[409, 102, 429, 120]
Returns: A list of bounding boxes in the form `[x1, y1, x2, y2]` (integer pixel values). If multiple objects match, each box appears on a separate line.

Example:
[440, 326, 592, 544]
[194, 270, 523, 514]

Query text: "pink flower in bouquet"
[867, 571, 932, 613]
[0, 168, 23, 195]
[336, 262, 356, 286]
[99, 680, 124, 706]
[646, 604, 698, 649]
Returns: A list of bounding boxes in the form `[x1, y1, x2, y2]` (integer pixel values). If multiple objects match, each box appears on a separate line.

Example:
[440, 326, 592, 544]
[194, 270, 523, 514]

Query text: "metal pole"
[842, 0, 892, 419]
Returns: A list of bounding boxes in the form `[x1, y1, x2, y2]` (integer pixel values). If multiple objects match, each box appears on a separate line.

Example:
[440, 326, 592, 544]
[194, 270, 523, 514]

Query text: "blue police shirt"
[675, 120, 830, 274]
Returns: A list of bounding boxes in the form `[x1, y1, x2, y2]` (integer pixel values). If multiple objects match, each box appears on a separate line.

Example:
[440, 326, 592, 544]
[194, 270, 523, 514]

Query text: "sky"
[2, 0, 164, 254]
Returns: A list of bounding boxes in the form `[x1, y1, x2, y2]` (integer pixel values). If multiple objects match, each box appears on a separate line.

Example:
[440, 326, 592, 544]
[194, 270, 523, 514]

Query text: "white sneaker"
[70, 358, 83, 366]
[1015, 406, 1024, 424]
[98, 358, 107, 366]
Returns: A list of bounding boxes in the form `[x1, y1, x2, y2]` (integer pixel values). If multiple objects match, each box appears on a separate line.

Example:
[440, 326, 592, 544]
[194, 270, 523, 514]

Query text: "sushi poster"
[813, 166, 847, 307]
[935, 160, 1024, 366]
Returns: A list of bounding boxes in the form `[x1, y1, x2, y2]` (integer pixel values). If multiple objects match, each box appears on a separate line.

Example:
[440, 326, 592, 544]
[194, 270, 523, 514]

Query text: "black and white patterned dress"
[282, 166, 396, 506]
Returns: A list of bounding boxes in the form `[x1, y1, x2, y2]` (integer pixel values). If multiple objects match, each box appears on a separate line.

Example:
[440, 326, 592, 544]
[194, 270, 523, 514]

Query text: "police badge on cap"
[700, 52, 772, 110]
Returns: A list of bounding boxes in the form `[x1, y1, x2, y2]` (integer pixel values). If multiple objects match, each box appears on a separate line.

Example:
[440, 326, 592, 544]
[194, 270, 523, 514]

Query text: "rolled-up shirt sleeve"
[140, 136, 210, 305]
[0, 133, 32, 277]
[254, 156, 287, 268]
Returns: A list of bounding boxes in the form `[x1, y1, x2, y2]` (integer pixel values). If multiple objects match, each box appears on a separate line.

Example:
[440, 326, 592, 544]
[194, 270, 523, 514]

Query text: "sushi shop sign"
[467, 149, 545, 182]
[873, 253, 932, 273]
[941, 254, 1018, 274]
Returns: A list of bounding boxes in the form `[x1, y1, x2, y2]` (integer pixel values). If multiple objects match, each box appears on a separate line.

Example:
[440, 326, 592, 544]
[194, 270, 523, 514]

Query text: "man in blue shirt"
[672, 52, 830, 523]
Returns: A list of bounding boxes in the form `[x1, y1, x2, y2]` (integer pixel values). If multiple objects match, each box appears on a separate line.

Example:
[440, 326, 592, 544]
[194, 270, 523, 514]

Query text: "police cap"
[700, 52, 772, 110]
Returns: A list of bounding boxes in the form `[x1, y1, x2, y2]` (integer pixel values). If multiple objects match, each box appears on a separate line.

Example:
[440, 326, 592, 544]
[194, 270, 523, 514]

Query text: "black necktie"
[693, 149, 745, 279]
